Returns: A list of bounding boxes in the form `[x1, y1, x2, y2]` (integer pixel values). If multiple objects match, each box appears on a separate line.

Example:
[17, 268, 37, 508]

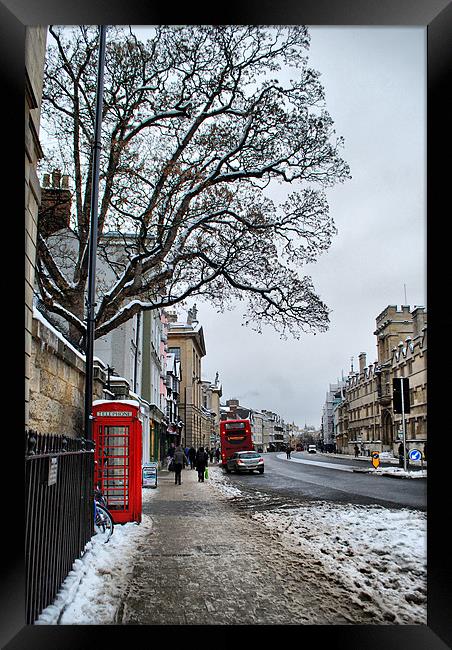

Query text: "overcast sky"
[44, 26, 426, 429]
[189, 27, 426, 428]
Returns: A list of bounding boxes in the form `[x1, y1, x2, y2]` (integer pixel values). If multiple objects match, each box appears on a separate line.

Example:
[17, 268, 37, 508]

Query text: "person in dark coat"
[173, 445, 188, 485]
[215, 447, 220, 463]
[398, 442, 404, 467]
[354, 444, 359, 458]
[196, 446, 208, 482]
[188, 446, 197, 470]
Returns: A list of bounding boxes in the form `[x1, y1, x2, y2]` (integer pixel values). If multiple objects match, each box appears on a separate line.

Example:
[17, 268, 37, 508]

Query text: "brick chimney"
[359, 352, 367, 373]
[38, 169, 72, 237]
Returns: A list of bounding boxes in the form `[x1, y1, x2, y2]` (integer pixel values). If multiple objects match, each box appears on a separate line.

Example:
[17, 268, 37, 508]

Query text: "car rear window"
[239, 452, 260, 458]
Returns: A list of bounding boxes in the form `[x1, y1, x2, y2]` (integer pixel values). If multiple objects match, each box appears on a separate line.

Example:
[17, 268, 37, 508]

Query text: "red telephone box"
[92, 400, 142, 524]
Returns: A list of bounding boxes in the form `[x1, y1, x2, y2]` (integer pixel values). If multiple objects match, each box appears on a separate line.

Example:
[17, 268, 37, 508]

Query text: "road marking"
[276, 453, 355, 472]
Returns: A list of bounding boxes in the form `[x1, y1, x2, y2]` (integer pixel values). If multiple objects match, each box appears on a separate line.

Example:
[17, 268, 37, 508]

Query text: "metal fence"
[25, 429, 95, 624]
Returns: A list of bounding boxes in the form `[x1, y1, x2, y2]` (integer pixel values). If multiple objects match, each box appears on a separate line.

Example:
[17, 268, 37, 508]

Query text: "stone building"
[250, 410, 265, 451]
[165, 352, 181, 431]
[201, 375, 223, 449]
[321, 381, 346, 452]
[29, 308, 107, 437]
[335, 305, 427, 456]
[25, 26, 47, 429]
[342, 356, 382, 456]
[166, 305, 207, 449]
[375, 305, 427, 456]
[261, 409, 285, 450]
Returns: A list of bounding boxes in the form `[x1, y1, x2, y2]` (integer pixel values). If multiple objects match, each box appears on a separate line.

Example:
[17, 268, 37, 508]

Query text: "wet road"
[223, 452, 427, 511]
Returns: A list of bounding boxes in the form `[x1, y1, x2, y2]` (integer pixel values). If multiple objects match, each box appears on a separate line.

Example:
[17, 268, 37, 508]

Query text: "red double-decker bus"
[219, 419, 253, 467]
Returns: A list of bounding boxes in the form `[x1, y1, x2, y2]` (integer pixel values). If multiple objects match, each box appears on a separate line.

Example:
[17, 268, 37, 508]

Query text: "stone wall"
[29, 313, 106, 438]
[25, 26, 47, 428]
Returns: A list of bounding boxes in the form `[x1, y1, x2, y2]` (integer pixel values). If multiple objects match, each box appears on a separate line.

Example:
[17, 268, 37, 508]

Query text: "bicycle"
[94, 487, 114, 543]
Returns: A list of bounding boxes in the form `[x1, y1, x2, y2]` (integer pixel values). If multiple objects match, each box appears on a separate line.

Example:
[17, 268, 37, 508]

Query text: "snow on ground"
[209, 466, 427, 625]
[36, 466, 426, 625]
[274, 452, 427, 478]
[35, 487, 158, 625]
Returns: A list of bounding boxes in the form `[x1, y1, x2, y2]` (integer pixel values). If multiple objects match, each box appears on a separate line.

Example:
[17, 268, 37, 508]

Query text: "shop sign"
[142, 462, 158, 488]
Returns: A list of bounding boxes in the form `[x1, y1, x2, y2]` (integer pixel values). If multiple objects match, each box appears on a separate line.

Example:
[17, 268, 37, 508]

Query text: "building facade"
[25, 26, 47, 429]
[342, 356, 381, 456]
[321, 381, 346, 452]
[335, 305, 427, 457]
[202, 376, 223, 449]
[167, 306, 207, 449]
[378, 306, 427, 456]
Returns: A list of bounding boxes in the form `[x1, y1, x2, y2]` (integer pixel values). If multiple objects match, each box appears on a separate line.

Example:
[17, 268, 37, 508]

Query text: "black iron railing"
[25, 429, 95, 624]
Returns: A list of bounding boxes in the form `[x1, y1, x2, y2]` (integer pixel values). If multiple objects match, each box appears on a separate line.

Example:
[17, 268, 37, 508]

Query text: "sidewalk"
[114, 464, 371, 625]
[311, 451, 427, 478]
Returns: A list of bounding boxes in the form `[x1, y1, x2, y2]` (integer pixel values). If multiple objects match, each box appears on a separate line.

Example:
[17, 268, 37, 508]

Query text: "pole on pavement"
[400, 377, 407, 473]
[84, 25, 107, 441]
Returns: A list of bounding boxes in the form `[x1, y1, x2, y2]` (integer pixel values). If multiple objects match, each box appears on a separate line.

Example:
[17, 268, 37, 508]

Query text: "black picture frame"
[2, 0, 451, 647]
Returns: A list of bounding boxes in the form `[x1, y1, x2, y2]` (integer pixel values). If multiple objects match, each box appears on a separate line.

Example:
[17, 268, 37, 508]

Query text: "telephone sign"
[96, 411, 132, 417]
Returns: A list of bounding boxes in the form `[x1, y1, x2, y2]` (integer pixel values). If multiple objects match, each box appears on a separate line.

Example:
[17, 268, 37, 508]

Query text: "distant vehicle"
[308, 445, 317, 453]
[219, 419, 253, 467]
[226, 451, 264, 474]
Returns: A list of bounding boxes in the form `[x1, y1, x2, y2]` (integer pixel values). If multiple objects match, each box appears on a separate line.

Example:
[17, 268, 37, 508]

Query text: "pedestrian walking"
[215, 447, 220, 463]
[209, 448, 214, 463]
[173, 445, 188, 485]
[286, 446, 291, 459]
[398, 442, 404, 468]
[354, 444, 359, 458]
[196, 446, 208, 482]
[166, 443, 175, 469]
[188, 446, 196, 469]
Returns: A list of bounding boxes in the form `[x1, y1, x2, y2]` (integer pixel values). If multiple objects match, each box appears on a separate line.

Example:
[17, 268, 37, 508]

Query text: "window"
[168, 347, 181, 361]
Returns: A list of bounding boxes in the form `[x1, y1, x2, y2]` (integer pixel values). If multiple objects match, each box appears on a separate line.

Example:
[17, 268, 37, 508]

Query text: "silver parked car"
[226, 451, 264, 474]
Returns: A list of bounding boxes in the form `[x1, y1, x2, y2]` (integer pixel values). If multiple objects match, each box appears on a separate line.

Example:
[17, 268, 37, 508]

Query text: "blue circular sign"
[408, 449, 422, 461]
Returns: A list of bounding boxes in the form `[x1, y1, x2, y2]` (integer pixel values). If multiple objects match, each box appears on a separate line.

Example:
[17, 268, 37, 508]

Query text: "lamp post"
[84, 25, 107, 441]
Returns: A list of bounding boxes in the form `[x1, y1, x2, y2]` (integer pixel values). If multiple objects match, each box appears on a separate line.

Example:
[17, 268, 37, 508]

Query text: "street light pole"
[84, 25, 107, 441]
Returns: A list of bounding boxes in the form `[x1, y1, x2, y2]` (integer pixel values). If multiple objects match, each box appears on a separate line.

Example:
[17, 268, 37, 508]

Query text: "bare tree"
[38, 25, 350, 345]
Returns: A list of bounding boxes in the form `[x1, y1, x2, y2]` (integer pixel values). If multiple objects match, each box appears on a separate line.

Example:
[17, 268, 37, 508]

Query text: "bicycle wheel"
[94, 503, 114, 542]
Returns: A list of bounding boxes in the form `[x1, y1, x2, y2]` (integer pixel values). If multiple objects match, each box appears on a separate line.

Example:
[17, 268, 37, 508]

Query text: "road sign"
[393, 377, 410, 413]
[408, 449, 422, 462]
[371, 451, 380, 469]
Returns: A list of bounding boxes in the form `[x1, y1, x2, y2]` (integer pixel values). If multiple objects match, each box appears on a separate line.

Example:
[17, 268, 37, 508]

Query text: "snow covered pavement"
[36, 464, 426, 625]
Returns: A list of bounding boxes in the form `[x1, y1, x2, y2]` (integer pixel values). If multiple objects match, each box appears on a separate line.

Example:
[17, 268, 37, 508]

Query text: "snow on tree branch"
[37, 25, 350, 341]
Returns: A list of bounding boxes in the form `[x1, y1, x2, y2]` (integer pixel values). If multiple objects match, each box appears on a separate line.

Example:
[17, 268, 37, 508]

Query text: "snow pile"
[207, 465, 243, 497]
[252, 503, 426, 624]
[35, 487, 157, 625]
[209, 466, 427, 625]
[368, 467, 427, 479]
